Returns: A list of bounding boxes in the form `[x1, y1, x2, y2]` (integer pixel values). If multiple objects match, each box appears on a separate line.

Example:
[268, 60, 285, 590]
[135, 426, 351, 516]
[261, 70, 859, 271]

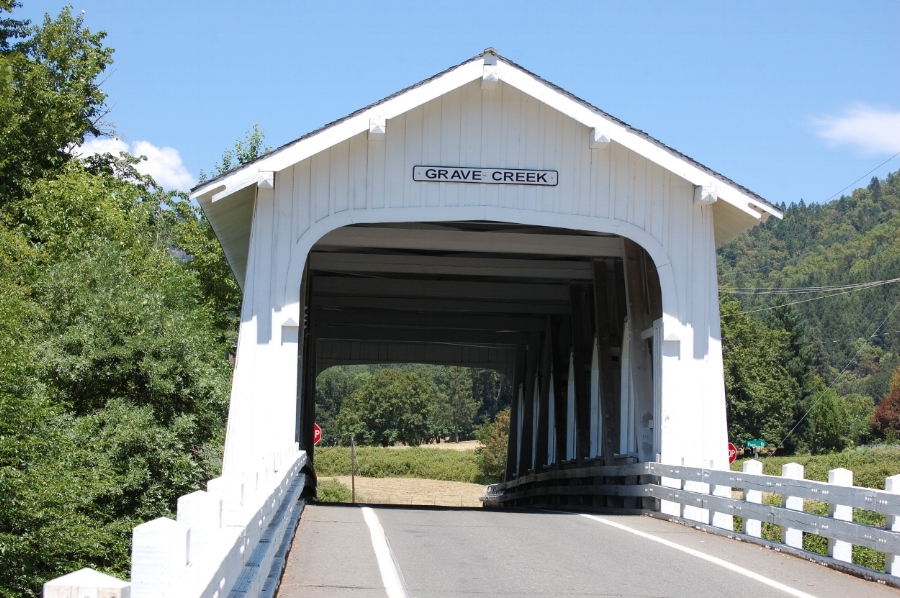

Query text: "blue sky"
[18, 1, 900, 204]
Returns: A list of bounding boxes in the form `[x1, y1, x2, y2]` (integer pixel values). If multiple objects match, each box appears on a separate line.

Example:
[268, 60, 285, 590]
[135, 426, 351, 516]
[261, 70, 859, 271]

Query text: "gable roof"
[192, 50, 781, 285]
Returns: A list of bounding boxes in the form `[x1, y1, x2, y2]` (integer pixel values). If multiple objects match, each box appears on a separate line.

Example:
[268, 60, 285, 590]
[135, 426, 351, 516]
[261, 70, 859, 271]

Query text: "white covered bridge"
[54, 50, 900, 598]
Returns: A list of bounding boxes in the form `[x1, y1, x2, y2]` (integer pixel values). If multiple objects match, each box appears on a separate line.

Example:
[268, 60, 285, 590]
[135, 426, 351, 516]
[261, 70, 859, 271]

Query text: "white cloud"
[77, 137, 196, 191]
[812, 105, 900, 155]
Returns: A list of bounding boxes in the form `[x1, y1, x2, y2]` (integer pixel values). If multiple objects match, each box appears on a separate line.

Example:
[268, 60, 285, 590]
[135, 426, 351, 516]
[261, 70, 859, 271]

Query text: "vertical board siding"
[311, 150, 331, 223]
[331, 140, 350, 214]
[404, 107, 425, 208]
[439, 87, 462, 208]
[385, 114, 406, 209]
[286, 78, 706, 327]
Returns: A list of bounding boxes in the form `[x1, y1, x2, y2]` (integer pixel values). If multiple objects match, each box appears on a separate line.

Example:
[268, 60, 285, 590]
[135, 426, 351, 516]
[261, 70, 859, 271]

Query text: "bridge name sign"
[413, 166, 558, 186]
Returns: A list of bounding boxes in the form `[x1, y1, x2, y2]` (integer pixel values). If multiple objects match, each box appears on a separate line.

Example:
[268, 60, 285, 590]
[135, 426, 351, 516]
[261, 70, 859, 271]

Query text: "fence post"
[827, 468, 853, 563]
[131, 517, 189, 598]
[781, 463, 804, 549]
[743, 459, 763, 537]
[886, 474, 900, 576]
[710, 460, 733, 531]
[43, 568, 130, 598]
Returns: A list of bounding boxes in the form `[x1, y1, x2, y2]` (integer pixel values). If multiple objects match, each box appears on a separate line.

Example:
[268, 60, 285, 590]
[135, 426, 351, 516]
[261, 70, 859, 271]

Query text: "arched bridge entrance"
[303, 222, 664, 481]
[190, 48, 781, 496]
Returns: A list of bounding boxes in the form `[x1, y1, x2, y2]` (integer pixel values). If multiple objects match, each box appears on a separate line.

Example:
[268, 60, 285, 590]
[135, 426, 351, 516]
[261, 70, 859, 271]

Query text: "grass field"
[314, 446, 483, 483]
[730, 445, 900, 572]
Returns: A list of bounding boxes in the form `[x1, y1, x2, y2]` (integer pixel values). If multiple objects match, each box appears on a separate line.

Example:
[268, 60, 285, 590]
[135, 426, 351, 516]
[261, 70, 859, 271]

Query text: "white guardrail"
[482, 459, 900, 585]
[44, 445, 308, 598]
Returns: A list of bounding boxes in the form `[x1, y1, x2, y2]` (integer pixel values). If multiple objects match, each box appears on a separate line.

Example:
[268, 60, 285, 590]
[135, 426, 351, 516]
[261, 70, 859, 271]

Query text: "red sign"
[727, 442, 737, 464]
[313, 423, 322, 446]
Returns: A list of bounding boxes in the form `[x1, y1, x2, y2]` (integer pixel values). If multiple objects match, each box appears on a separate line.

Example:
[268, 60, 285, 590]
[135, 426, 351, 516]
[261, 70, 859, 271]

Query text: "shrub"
[475, 407, 509, 483]
[317, 479, 352, 503]
[871, 388, 900, 439]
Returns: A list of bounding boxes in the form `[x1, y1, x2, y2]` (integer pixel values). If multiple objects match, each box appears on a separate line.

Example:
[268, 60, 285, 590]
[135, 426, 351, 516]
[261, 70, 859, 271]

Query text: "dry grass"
[320, 476, 485, 507]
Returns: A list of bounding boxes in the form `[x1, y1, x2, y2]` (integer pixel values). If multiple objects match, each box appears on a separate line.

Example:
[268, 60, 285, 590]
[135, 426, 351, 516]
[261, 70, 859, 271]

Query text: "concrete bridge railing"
[44, 445, 308, 598]
[483, 459, 900, 587]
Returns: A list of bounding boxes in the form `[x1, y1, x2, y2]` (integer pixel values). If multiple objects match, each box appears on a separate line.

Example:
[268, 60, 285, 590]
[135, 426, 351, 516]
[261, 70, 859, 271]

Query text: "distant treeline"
[315, 365, 511, 447]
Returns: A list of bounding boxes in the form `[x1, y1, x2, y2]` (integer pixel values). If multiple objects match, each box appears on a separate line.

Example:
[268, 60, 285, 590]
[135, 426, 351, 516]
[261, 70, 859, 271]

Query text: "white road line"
[361, 507, 410, 598]
[581, 515, 818, 598]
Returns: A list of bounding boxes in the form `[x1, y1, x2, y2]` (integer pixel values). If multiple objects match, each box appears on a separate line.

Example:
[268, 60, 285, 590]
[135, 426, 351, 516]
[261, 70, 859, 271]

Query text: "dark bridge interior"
[297, 222, 662, 492]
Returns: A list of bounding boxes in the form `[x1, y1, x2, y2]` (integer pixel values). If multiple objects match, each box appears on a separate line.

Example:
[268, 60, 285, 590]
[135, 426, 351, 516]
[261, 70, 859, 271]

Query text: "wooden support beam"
[550, 316, 570, 468]
[517, 331, 542, 477]
[534, 319, 553, 471]
[569, 284, 594, 463]
[314, 325, 528, 345]
[309, 252, 594, 280]
[311, 295, 572, 315]
[593, 261, 620, 466]
[623, 239, 656, 462]
[312, 309, 545, 332]
[505, 344, 526, 482]
[314, 226, 625, 258]
[312, 275, 571, 302]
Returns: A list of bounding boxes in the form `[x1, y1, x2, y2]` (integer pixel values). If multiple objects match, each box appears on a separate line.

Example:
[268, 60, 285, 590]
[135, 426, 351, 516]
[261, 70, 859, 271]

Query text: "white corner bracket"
[257, 171, 274, 189]
[482, 50, 499, 90]
[589, 128, 611, 149]
[693, 184, 718, 205]
[368, 117, 386, 140]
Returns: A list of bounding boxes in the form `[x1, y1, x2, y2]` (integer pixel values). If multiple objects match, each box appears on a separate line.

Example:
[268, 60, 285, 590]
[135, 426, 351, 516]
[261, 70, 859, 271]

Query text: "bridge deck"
[277, 504, 897, 598]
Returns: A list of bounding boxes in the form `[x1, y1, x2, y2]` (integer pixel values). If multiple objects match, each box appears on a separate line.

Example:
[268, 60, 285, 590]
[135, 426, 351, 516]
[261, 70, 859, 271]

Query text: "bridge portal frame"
[190, 49, 781, 479]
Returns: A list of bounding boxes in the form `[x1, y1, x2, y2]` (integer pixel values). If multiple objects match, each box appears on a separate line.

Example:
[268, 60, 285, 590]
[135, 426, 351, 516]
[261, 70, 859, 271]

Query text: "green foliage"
[314, 366, 368, 446]
[0, 7, 237, 593]
[475, 407, 510, 483]
[335, 369, 439, 447]
[721, 297, 798, 447]
[198, 124, 271, 183]
[316, 478, 352, 503]
[314, 446, 481, 483]
[433, 367, 480, 443]
[0, 4, 113, 203]
[316, 364, 511, 447]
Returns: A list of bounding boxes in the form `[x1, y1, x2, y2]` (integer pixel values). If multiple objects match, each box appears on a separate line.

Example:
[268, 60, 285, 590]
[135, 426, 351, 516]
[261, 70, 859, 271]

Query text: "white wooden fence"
[646, 460, 900, 579]
[482, 458, 900, 584]
[44, 445, 308, 598]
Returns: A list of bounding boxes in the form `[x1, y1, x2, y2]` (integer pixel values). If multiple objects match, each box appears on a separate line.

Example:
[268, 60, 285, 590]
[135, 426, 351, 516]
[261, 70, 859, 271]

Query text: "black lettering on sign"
[413, 166, 558, 187]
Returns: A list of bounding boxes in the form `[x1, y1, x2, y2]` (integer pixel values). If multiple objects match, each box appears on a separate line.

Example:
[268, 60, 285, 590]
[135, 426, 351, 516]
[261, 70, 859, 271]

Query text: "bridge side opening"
[295, 221, 662, 508]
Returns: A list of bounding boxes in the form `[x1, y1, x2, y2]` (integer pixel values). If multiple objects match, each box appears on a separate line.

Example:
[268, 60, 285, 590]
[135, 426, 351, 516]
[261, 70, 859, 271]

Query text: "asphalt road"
[277, 504, 899, 598]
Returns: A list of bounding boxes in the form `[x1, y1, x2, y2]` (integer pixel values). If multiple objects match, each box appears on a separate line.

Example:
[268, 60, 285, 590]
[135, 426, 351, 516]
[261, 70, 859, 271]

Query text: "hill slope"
[718, 170, 900, 401]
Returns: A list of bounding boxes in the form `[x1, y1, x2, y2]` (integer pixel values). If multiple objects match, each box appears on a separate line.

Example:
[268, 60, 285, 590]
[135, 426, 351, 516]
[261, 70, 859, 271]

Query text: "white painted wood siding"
[223, 78, 727, 474]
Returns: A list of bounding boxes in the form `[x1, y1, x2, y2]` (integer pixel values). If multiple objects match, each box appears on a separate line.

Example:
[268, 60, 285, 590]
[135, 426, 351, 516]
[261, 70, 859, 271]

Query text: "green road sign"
[746, 439, 767, 448]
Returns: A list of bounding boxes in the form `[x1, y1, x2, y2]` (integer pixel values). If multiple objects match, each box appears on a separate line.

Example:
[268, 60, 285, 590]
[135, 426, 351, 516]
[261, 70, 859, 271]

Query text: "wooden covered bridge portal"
[190, 49, 782, 499]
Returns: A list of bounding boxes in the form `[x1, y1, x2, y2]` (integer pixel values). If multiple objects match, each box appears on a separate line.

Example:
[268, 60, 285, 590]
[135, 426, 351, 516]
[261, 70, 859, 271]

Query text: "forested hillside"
[718, 170, 900, 451]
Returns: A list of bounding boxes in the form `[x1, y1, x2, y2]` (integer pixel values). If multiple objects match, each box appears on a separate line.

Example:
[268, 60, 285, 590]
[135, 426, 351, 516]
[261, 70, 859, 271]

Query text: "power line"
[778, 296, 900, 448]
[722, 277, 900, 317]
[722, 277, 900, 295]
[823, 151, 900, 203]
